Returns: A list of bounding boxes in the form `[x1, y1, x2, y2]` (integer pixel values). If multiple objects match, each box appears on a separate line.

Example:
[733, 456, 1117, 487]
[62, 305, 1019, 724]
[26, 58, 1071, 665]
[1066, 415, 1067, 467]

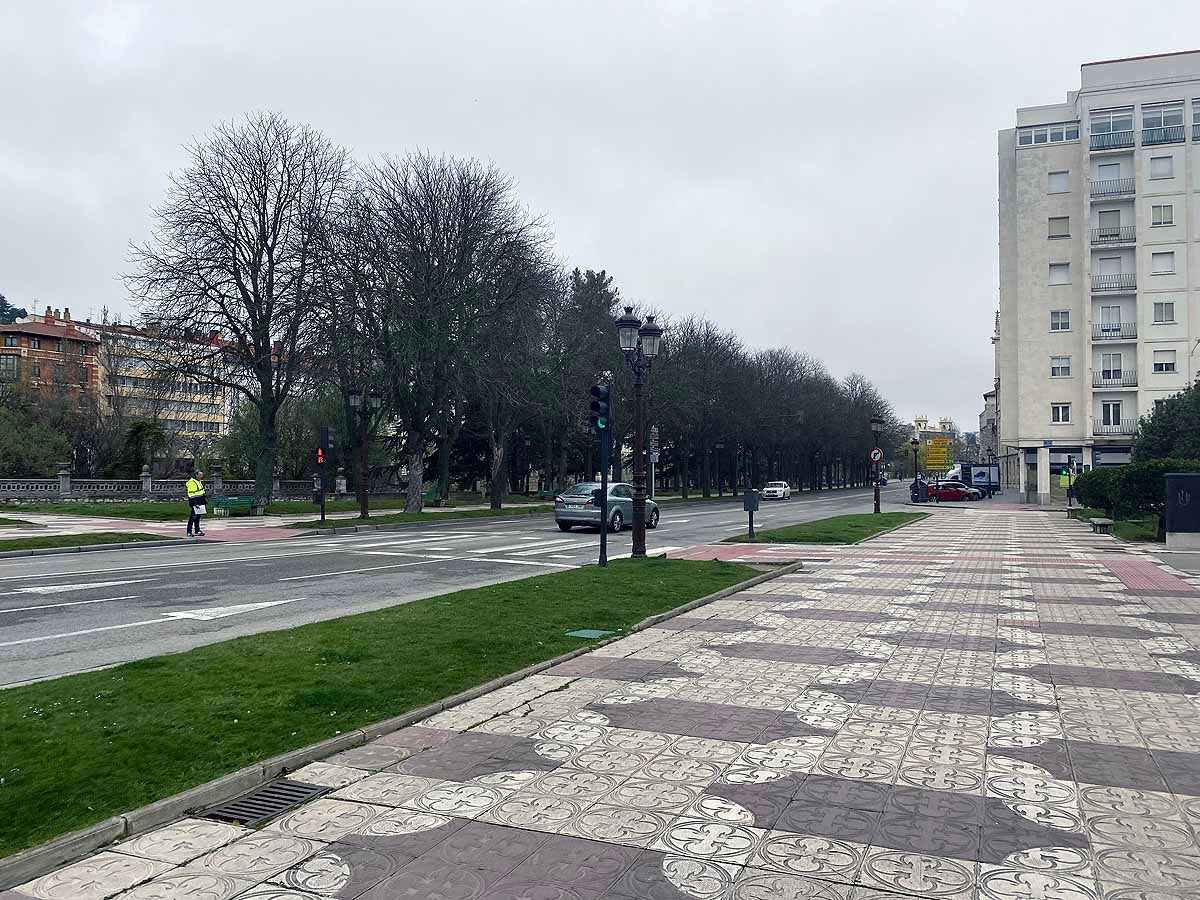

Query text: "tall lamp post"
[870, 415, 884, 514]
[615, 306, 663, 558]
[347, 387, 382, 520]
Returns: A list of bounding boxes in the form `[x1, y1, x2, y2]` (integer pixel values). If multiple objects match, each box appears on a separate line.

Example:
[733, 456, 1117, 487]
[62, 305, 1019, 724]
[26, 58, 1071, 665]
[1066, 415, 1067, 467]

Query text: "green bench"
[213, 496, 255, 517]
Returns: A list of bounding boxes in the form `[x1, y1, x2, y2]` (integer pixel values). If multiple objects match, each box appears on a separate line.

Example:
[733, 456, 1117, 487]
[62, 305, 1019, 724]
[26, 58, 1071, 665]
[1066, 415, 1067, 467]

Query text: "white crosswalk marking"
[12, 579, 154, 595]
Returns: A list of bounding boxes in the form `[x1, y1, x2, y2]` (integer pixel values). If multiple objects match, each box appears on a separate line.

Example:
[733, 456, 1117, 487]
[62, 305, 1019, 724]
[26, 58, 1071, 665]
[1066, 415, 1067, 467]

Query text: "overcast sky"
[3, 2, 1198, 429]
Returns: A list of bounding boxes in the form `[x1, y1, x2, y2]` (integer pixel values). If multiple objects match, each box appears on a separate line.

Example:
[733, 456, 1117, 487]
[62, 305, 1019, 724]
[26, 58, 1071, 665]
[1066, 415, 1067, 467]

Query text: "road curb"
[0, 558, 801, 888]
[0, 538, 200, 560]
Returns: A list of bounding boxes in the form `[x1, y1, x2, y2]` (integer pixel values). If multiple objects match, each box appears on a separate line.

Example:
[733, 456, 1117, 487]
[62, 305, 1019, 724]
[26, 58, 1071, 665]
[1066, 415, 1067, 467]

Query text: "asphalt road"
[0, 485, 907, 686]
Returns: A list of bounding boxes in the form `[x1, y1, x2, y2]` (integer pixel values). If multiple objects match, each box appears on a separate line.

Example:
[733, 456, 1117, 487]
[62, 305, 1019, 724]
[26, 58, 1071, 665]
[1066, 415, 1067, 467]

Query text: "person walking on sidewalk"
[186, 470, 207, 537]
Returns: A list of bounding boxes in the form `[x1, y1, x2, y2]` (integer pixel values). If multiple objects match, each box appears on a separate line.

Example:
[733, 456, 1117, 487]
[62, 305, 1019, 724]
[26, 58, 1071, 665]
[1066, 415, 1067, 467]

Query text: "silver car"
[554, 482, 661, 532]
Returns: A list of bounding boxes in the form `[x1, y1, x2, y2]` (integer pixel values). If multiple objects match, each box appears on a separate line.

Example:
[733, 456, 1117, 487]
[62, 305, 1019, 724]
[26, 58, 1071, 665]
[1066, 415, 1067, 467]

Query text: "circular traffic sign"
[869, 447, 884, 463]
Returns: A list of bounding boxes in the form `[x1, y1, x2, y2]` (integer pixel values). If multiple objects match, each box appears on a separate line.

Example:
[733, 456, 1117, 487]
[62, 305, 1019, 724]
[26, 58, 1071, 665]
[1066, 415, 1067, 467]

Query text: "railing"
[1142, 125, 1185, 146]
[1090, 177, 1135, 197]
[1092, 323, 1137, 340]
[1090, 130, 1135, 150]
[1091, 273, 1136, 292]
[0, 480, 58, 498]
[73, 480, 144, 495]
[1094, 419, 1136, 435]
[1194, 123, 1200, 142]
[1090, 226, 1135, 245]
[279, 480, 314, 498]
[1093, 371, 1137, 388]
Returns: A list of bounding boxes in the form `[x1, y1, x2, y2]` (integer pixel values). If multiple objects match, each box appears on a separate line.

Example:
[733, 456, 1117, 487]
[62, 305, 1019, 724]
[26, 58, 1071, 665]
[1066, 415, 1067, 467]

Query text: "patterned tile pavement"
[9, 509, 1200, 900]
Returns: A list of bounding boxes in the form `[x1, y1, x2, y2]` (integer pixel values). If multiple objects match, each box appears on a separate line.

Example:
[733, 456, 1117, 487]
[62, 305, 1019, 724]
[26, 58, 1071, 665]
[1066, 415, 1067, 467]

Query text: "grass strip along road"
[725, 511, 927, 544]
[1075, 506, 1159, 542]
[292, 503, 555, 530]
[0, 557, 750, 858]
[0, 532, 168, 553]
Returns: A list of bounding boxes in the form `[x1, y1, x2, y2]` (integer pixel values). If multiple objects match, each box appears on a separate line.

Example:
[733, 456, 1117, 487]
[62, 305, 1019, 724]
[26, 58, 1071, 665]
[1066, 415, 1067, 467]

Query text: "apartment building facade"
[0, 307, 101, 396]
[998, 51, 1200, 503]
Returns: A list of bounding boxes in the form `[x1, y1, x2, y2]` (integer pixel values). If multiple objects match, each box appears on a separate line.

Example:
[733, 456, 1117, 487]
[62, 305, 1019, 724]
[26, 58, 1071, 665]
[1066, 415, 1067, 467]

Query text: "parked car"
[761, 481, 792, 500]
[931, 481, 983, 502]
[554, 482, 660, 532]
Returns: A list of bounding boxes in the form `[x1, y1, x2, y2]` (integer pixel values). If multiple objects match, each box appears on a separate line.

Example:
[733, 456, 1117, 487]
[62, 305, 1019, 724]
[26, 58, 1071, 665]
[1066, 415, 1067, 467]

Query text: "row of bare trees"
[129, 112, 905, 510]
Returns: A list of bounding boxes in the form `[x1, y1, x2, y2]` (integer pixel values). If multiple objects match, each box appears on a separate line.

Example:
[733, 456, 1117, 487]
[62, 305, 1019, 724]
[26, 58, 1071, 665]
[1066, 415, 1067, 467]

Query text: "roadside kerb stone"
[0, 557, 799, 889]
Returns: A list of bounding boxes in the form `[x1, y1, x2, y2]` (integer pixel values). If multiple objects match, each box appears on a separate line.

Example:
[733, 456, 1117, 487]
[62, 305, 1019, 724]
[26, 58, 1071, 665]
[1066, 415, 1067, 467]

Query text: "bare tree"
[362, 151, 544, 512]
[128, 112, 350, 504]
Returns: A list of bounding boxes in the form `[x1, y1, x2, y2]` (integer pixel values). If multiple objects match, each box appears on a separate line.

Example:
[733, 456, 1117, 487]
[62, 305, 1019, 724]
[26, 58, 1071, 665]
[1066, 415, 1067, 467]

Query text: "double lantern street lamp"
[347, 388, 382, 519]
[869, 414, 884, 514]
[910, 437, 921, 502]
[615, 307, 664, 559]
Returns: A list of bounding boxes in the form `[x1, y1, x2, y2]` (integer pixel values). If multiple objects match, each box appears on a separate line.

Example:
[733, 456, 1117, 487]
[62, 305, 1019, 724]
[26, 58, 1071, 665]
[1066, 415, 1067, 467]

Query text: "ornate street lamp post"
[615, 307, 663, 558]
[910, 437, 921, 503]
[348, 387, 382, 520]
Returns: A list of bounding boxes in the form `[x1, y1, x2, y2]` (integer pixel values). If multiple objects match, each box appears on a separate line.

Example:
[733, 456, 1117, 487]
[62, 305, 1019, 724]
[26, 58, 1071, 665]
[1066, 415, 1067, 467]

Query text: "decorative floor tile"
[116, 818, 250, 865]
[111, 869, 254, 900]
[193, 834, 326, 880]
[263, 799, 384, 842]
[650, 818, 767, 864]
[267, 842, 403, 898]
[732, 866, 853, 899]
[17, 852, 172, 900]
[857, 848, 976, 899]
[749, 831, 864, 882]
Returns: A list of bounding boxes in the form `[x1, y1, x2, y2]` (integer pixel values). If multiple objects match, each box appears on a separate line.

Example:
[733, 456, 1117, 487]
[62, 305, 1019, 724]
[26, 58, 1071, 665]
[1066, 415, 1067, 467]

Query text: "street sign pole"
[870, 447, 884, 514]
[598, 427, 610, 568]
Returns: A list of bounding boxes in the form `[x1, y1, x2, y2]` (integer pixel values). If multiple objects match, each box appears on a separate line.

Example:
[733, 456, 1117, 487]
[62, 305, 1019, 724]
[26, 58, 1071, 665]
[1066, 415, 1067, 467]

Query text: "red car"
[931, 483, 978, 502]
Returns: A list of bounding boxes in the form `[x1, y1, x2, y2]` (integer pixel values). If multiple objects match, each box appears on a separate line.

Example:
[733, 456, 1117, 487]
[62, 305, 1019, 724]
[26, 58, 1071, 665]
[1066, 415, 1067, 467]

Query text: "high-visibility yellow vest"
[186, 478, 205, 499]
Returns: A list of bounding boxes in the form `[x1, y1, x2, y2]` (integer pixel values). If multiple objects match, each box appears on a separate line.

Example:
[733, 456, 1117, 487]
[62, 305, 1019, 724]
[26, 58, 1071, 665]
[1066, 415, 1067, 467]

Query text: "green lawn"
[0, 533, 169, 553]
[1075, 507, 1161, 542]
[725, 512, 928, 544]
[0, 517, 32, 527]
[292, 504, 555, 529]
[0, 557, 751, 857]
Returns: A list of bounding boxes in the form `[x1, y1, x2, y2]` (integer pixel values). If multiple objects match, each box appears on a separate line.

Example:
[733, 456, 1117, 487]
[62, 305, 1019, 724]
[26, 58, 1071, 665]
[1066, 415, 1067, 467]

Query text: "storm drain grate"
[201, 778, 328, 827]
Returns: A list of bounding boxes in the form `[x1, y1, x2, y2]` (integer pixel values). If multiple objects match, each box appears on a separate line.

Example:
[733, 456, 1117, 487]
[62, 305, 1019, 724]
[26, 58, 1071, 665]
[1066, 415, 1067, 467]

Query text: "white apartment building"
[998, 50, 1200, 503]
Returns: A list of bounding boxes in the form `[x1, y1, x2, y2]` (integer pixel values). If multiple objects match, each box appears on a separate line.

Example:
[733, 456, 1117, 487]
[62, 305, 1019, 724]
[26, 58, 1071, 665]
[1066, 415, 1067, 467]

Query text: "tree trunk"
[254, 402, 276, 508]
[701, 443, 711, 498]
[680, 437, 690, 500]
[405, 438, 425, 513]
[357, 416, 370, 520]
[489, 435, 507, 510]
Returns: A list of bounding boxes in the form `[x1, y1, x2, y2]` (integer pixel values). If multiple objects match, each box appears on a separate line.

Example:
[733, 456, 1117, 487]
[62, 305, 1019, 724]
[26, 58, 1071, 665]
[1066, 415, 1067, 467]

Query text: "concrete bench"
[1090, 518, 1114, 535]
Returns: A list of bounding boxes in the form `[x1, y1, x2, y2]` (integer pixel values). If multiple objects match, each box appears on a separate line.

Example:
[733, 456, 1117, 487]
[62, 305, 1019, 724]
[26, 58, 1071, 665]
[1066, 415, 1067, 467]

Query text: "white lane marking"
[663, 518, 691, 524]
[0, 595, 138, 614]
[512, 542, 595, 556]
[0, 618, 166, 648]
[471, 539, 579, 554]
[0, 548, 346, 582]
[9, 579, 154, 595]
[279, 557, 465, 581]
[162, 598, 302, 621]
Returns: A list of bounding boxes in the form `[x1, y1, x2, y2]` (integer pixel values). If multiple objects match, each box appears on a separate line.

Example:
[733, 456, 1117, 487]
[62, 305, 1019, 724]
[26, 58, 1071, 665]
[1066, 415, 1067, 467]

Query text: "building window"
[1051, 403, 1071, 424]
[1051, 356, 1071, 377]
[1149, 156, 1174, 179]
[1018, 122, 1080, 146]
[1100, 305, 1122, 334]
[1090, 108, 1133, 134]
[1049, 263, 1070, 284]
[1153, 350, 1177, 373]
[1101, 352, 1123, 380]
[1102, 401, 1122, 427]
[0, 356, 17, 382]
[1152, 251, 1175, 274]
[30, 337, 40, 349]
[1048, 217, 1070, 239]
[55, 340, 64, 352]
[1143, 101, 1184, 129]
[30, 361, 40, 378]
[1152, 204, 1173, 226]
[1047, 171, 1069, 194]
[53, 363, 65, 383]
[1153, 301, 1176, 323]
[78, 365, 88, 384]
[1050, 310, 1071, 331]
[2, 336, 16, 348]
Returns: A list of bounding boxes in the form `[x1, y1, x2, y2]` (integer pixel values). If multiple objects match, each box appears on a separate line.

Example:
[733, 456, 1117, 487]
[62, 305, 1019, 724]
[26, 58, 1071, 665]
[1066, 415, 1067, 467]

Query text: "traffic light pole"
[631, 374, 647, 559]
[598, 427, 609, 568]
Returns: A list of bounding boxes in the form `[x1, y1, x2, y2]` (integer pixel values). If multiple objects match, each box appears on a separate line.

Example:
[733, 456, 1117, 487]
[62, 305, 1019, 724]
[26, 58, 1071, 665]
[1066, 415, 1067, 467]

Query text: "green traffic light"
[597, 420, 607, 429]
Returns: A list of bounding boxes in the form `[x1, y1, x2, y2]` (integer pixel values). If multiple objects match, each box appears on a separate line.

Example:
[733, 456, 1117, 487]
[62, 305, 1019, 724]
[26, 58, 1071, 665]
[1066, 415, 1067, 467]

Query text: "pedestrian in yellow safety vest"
[186, 470, 207, 537]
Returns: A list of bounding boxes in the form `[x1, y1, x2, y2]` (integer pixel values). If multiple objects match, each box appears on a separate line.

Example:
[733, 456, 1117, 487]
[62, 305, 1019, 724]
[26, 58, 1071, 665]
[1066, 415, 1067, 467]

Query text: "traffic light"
[590, 384, 610, 431]
[316, 446, 326, 466]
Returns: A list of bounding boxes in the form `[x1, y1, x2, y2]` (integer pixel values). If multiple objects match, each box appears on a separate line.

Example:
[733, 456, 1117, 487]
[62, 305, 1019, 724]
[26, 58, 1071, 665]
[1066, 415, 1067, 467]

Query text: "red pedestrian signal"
[316, 447, 325, 465]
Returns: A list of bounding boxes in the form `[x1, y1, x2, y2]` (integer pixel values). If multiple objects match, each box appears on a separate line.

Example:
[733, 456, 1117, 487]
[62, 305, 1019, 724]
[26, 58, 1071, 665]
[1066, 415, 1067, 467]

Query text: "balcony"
[1091, 273, 1136, 293]
[1093, 371, 1137, 388]
[1194, 123, 1200, 142]
[1094, 420, 1136, 436]
[1090, 226, 1135, 245]
[1091, 323, 1137, 341]
[1090, 177, 1135, 198]
[1142, 125, 1185, 146]
[1090, 131, 1135, 151]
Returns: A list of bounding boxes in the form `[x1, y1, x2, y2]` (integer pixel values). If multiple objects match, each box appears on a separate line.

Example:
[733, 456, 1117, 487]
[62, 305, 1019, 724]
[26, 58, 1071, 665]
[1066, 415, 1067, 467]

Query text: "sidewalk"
[9, 508, 1200, 899]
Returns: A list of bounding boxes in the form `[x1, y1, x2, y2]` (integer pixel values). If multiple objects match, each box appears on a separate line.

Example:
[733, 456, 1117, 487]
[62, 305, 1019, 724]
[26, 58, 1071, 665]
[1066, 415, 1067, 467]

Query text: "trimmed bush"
[1112, 458, 1200, 540]
[1074, 467, 1119, 514]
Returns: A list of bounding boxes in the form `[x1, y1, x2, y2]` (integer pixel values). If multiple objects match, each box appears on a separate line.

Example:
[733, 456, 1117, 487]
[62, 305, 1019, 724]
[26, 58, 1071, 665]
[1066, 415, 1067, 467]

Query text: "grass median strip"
[0, 533, 169, 553]
[0, 518, 32, 527]
[724, 511, 928, 544]
[0, 556, 751, 857]
[1075, 507, 1159, 542]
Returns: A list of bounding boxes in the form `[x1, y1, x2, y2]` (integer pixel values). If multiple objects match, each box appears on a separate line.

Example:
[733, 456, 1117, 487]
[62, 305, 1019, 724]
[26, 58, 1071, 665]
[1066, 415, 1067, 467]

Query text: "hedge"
[1076, 459, 1200, 540]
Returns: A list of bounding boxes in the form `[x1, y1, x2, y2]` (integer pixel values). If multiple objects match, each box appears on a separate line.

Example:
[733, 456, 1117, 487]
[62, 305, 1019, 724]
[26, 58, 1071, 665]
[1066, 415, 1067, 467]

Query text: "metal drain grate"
[201, 778, 328, 827]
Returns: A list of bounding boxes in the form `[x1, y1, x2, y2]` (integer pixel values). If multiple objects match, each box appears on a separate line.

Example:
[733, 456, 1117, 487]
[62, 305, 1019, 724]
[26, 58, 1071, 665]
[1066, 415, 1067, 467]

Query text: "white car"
[761, 481, 792, 500]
